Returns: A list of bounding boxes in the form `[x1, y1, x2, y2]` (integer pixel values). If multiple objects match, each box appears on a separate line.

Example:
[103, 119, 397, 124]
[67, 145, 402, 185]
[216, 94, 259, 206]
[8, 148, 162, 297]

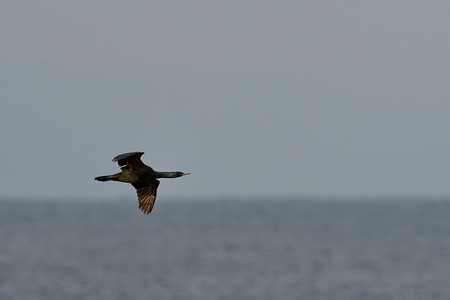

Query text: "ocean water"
[1, 198, 450, 300]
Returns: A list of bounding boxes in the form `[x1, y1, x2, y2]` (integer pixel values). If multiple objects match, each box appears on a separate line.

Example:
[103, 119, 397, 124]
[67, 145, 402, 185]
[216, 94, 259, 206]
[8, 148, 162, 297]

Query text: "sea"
[1, 198, 450, 300]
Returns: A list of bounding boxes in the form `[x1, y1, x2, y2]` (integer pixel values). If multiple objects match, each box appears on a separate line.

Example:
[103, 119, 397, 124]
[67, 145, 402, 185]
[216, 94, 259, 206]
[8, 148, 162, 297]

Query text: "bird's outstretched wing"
[132, 179, 160, 214]
[112, 152, 145, 169]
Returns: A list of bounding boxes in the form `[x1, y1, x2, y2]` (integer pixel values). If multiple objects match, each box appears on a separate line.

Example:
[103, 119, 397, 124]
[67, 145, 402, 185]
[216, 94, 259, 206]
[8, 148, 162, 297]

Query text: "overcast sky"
[2, 1, 450, 200]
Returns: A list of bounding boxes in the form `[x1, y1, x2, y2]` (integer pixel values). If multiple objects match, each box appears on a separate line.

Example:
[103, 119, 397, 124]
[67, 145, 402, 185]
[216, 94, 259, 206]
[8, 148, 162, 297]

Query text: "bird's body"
[95, 152, 189, 214]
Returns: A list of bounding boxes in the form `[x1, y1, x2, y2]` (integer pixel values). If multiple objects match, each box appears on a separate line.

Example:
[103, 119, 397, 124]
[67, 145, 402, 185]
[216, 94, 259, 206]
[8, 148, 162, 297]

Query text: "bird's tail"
[95, 174, 119, 182]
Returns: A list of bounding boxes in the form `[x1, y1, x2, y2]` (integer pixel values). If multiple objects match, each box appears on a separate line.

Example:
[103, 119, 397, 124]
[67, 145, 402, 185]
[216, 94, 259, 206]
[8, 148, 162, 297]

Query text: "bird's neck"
[154, 171, 179, 178]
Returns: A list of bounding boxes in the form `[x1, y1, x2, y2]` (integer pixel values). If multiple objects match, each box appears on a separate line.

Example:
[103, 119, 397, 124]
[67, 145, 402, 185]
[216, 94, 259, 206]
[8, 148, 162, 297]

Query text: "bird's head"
[176, 171, 191, 177]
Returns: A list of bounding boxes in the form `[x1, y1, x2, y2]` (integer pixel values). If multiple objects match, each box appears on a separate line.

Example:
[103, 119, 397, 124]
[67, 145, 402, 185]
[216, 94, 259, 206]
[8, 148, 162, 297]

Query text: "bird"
[95, 152, 190, 214]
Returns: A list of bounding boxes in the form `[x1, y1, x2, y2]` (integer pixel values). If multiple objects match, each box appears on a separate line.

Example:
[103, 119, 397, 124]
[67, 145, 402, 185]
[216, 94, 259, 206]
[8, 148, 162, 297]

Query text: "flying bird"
[95, 152, 190, 214]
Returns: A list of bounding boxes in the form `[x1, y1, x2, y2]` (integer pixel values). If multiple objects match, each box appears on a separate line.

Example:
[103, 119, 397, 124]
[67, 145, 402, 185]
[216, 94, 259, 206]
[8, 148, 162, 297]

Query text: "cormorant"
[95, 152, 190, 214]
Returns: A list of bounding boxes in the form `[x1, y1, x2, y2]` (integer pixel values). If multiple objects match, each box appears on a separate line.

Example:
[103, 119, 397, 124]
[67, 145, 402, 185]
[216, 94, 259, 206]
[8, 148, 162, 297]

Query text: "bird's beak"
[182, 172, 191, 176]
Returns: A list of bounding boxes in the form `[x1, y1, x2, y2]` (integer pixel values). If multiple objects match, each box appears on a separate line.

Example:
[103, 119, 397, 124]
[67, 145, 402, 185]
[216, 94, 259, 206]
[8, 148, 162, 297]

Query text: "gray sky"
[2, 1, 450, 200]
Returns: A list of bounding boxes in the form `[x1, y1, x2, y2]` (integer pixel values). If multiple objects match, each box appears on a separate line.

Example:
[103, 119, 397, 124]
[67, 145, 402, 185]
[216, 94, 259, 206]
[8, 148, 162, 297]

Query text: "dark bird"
[95, 152, 190, 214]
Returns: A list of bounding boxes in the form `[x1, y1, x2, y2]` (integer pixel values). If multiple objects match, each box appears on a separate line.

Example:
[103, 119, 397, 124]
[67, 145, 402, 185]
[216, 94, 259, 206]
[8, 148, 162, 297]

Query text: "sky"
[2, 1, 450, 200]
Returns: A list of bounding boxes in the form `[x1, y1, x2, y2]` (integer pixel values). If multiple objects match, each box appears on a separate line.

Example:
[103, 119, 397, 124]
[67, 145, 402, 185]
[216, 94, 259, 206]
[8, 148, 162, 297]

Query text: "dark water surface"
[1, 198, 450, 299]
